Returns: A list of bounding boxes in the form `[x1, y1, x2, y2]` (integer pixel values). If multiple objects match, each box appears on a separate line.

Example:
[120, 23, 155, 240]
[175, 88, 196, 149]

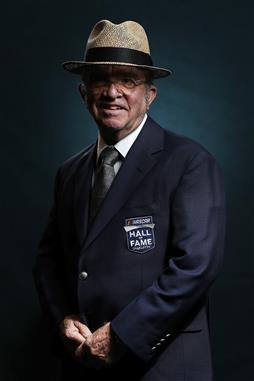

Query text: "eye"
[89, 74, 106, 87]
[120, 78, 136, 88]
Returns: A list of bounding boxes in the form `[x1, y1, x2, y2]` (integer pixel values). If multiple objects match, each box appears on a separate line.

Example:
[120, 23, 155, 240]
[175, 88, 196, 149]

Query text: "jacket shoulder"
[148, 117, 209, 157]
[164, 128, 208, 155]
[58, 144, 95, 175]
[147, 117, 220, 171]
[161, 127, 219, 167]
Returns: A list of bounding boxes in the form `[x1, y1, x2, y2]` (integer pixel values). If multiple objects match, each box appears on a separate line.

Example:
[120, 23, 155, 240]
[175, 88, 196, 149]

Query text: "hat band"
[85, 47, 153, 66]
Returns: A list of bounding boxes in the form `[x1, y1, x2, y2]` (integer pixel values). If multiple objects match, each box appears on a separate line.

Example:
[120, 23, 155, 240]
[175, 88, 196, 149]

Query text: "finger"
[74, 321, 92, 338]
[74, 342, 85, 358]
[74, 340, 92, 359]
[65, 328, 86, 344]
[85, 334, 93, 346]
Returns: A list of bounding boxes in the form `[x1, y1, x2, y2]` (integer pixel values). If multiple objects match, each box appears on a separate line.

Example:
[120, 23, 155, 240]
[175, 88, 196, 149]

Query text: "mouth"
[99, 104, 126, 111]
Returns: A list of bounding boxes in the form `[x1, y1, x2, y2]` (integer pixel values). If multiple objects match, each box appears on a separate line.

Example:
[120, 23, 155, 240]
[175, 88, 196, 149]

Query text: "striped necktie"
[90, 146, 120, 220]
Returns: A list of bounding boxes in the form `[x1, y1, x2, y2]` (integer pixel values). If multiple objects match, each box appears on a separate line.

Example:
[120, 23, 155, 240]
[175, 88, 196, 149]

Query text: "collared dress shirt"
[96, 113, 147, 175]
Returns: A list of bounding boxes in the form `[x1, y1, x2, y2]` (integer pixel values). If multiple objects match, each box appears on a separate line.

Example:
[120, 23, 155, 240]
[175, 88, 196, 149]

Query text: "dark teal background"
[1, 0, 253, 380]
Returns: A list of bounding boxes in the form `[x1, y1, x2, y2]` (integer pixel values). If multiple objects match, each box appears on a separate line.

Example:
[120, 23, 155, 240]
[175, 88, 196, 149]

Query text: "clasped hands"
[60, 314, 122, 368]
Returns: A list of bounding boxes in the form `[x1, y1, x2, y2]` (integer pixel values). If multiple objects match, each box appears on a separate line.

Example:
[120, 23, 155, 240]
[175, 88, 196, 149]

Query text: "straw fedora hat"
[62, 20, 171, 79]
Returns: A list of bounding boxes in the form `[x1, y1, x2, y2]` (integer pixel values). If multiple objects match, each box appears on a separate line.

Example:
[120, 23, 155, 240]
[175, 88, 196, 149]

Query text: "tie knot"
[100, 146, 120, 166]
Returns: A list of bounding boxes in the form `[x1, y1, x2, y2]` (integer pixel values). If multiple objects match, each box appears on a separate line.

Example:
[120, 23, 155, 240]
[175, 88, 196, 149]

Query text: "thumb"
[74, 321, 92, 339]
[75, 340, 91, 358]
[65, 328, 86, 345]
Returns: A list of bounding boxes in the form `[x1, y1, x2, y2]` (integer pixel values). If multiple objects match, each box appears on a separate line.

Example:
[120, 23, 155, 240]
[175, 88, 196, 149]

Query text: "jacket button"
[79, 271, 88, 280]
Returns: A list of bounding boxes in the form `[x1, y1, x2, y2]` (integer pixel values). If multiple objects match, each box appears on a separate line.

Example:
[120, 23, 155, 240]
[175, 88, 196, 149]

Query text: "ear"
[146, 85, 157, 109]
[78, 82, 87, 101]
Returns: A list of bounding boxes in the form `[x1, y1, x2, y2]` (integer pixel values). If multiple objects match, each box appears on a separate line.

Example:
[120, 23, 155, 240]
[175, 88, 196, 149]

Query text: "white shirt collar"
[97, 114, 147, 160]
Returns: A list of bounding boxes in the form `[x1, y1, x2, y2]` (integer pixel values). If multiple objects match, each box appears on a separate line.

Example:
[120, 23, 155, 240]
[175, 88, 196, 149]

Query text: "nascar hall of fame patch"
[124, 216, 155, 254]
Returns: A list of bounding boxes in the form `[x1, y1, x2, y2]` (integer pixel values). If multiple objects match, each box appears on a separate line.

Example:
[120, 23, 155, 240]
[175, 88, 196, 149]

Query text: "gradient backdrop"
[1, 0, 253, 380]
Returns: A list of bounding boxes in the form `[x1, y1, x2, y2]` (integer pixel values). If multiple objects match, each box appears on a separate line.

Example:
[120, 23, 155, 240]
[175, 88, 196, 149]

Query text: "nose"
[103, 82, 121, 98]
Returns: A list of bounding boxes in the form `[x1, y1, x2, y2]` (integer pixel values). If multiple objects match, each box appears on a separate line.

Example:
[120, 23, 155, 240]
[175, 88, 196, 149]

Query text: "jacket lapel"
[82, 117, 165, 252]
[74, 144, 96, 246]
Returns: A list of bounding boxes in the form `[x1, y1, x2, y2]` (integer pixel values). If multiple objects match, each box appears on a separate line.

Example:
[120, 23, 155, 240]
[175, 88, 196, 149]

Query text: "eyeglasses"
[85, 75, 147, 93]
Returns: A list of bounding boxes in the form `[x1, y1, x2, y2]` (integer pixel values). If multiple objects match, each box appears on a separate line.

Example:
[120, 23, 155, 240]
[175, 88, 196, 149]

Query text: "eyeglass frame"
[82, 74, 150, 94]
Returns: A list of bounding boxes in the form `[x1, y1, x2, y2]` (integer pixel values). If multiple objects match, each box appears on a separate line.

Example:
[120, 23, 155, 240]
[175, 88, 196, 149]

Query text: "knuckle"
[91, 347, 97, 356]
[65, 329, 72, 339]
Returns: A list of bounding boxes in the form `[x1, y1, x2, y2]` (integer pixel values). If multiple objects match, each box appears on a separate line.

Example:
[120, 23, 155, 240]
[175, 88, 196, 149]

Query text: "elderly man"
[34, 20, 225, 381]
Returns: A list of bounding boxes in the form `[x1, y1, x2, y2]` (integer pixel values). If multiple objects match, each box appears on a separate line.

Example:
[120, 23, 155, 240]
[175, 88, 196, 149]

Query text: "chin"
[98, 117, 126, 131]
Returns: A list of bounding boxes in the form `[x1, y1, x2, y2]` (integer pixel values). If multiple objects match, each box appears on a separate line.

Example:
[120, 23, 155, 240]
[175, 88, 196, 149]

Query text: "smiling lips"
[100, 104, 126, 111]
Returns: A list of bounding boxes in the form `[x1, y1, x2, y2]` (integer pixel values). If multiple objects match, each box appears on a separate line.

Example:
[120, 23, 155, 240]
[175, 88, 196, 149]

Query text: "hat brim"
[62, 61, 171, 79]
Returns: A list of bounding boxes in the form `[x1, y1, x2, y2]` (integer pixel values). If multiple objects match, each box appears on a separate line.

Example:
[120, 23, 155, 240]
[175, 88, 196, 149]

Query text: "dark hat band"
[85, 47, 154, 66]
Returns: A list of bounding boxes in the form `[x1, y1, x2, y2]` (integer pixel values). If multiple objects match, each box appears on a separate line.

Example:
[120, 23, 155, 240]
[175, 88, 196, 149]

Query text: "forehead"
[85, 65, 147, 78]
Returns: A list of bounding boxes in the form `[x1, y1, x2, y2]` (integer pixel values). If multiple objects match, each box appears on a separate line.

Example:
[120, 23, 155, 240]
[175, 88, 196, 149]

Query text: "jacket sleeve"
[33, 168, 75, 352]
[111, 150, 226, 362]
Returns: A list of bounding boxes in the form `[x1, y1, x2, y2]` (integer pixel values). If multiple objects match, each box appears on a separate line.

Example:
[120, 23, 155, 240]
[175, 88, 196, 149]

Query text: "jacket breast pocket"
[121, 203, 158, 253]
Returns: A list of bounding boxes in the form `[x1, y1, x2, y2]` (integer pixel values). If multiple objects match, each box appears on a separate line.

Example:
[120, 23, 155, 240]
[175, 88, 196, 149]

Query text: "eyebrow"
[82, 67, 150, 83]
[91, 69, 140, 75]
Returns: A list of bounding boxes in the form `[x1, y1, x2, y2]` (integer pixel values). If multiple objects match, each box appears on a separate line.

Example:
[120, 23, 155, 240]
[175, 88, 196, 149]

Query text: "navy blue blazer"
[34, 116, 225, 380]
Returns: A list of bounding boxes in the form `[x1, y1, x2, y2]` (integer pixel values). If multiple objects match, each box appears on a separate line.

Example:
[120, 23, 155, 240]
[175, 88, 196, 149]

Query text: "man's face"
[80, 65, 157, 142]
